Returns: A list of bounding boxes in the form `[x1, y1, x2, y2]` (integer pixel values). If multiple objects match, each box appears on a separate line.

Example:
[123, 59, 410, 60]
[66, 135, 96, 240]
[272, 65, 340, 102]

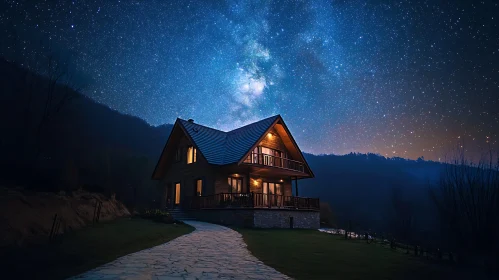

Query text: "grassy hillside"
[238, 228, 483, 280]
[300, 153, 445, 247]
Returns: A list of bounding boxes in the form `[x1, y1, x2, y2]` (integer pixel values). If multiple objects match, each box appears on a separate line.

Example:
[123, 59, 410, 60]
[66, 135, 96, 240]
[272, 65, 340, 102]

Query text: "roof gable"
[236, 116, 315, 177]
[224, 115, 280, 164]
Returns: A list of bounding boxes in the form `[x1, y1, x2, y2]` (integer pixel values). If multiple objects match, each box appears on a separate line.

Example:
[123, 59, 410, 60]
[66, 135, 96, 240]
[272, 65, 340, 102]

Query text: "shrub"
[140, 209, 181, 224]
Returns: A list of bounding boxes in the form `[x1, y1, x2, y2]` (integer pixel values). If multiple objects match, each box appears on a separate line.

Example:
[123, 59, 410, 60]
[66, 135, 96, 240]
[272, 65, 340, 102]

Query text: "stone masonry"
[70, 221, 290, 280]
[190, 209, 320, 229]
[253, 210, 320, 229]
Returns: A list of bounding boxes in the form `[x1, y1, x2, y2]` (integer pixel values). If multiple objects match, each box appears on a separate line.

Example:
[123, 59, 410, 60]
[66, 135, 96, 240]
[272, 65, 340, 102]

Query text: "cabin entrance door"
[263, 182, 282, 207]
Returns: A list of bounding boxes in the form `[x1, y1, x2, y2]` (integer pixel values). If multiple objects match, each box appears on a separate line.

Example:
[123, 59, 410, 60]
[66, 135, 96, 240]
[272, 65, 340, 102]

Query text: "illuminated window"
[228, 177, 243, 193]
[175, 182, 181, 204]
[187, 146, 197, 164]
[196, 179, 202, 196]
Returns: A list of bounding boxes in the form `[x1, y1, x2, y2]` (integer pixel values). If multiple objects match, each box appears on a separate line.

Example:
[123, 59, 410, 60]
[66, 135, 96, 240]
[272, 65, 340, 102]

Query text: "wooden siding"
[213, 171, 292, 196]
[258, 127, 289, 156]
[160, 135, 215, 207]
[214, 172, 249, 194]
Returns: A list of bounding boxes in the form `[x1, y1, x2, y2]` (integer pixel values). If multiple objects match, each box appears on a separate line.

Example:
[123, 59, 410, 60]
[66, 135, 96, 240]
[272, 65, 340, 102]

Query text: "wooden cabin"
[152, 115, 320, 228]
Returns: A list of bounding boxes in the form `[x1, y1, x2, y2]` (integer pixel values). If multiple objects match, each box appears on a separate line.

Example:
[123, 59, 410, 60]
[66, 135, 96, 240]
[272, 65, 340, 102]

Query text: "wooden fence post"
[49, 213, 58, 242]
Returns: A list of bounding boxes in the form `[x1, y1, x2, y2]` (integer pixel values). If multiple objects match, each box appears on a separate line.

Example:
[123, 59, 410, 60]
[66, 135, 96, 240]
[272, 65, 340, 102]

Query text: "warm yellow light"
[279, 179, 283, 182]
[267, 132, 273, 138]
[234, 174, 238, 176]
[253, 180, 258, 186]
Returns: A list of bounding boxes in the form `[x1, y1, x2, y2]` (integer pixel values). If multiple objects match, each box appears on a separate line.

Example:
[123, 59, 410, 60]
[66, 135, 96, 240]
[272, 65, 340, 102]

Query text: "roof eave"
[278, 117, 315, 178]
[151, 119, 180, 180]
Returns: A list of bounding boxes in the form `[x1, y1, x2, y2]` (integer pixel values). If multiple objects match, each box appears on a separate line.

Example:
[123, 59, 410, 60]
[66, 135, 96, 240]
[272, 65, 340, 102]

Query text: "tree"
[33, 49, 78, 162]
[390, 185, 413, 245]
[430, 149, 499, 270]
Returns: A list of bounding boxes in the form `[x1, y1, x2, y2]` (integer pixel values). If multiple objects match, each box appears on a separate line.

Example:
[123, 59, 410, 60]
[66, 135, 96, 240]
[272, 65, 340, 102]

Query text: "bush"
[140, 209, 181, 224]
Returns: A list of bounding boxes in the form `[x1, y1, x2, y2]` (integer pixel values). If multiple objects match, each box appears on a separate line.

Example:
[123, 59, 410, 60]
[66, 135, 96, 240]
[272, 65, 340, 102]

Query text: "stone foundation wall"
[189, 209, 320, 229]
[253, 210, 320, 229]
[190, 209, 254, 227]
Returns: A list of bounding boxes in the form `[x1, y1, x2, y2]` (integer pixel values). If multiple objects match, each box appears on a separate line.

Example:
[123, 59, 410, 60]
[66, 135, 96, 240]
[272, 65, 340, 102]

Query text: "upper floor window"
[187, 146, 197, 164]
[247, 146, 287, 166]
[175, 147, 182, 162]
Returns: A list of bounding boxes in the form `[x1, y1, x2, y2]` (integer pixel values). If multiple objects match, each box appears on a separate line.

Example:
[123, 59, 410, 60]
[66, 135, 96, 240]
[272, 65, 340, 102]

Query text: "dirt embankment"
[0, 187, 130, 247]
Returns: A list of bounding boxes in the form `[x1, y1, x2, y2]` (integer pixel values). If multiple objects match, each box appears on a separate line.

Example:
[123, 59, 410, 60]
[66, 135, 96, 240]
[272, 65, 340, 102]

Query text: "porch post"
[295, 177, 299, 196]
[246, 172, 250, 193]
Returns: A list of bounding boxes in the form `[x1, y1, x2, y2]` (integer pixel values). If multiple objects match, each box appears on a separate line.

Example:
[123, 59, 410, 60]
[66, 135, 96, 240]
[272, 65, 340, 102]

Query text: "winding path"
[70, 221, 290, 280]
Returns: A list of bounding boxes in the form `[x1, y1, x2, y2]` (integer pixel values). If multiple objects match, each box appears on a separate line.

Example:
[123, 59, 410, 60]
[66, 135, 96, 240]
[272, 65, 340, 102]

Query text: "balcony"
[243, 152, 305, 173]
[189, 193, 320, 211]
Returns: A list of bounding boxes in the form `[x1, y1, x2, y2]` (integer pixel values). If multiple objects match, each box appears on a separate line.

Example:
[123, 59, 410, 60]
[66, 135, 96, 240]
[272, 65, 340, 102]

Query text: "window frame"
[262, 181, 283, 195]
[259, 146, 286, 167]
[228, 177, 243, 193]
[187, 146, 197, 164]
[195, 178, 203, 196]
[174, 182, 181, 205]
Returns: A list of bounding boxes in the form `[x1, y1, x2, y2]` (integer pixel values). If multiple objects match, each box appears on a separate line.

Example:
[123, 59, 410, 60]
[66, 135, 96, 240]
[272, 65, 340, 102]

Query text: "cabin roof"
[178, 115, 279, 165]
[152, 115, 314, 179]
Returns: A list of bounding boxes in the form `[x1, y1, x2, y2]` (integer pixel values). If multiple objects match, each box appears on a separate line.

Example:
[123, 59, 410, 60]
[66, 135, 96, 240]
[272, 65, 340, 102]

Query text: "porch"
[188, 193, 320, 211]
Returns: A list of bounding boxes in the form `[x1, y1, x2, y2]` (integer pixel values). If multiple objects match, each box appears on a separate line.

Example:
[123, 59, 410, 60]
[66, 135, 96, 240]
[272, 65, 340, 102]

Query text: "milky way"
[1, 0, 498, 160]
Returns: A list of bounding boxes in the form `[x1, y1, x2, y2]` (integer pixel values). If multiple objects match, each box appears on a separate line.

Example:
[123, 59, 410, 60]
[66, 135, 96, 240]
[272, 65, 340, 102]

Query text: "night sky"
[1, 0, 498, 161]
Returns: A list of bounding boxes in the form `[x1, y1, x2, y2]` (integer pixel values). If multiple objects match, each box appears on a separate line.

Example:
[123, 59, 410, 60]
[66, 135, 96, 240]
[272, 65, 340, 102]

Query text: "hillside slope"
[0, 59, 172, 207]
[0, 187, 130, 247]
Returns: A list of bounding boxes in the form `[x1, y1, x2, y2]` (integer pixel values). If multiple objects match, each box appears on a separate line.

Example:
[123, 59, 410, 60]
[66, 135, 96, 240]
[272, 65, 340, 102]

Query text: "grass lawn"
[237, 229, 470, 280]
[1, 218, 194, 279]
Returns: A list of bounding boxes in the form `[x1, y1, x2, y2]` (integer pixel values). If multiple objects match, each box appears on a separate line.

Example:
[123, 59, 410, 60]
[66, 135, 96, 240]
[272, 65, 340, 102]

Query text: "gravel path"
[70, 220, 290, 280]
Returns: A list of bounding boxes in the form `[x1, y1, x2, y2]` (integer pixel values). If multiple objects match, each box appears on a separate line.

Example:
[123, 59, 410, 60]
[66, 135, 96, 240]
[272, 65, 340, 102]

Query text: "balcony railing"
[243, 152, 305, 173]
[189, 192, 320, 210]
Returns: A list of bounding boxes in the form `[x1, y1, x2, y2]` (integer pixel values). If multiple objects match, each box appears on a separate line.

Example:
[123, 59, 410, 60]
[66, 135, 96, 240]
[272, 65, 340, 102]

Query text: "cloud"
[231, 38, 271, 114]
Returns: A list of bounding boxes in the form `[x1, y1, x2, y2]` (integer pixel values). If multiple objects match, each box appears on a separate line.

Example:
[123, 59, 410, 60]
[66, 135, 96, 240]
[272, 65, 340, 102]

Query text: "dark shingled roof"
[178, 115, 280, 165]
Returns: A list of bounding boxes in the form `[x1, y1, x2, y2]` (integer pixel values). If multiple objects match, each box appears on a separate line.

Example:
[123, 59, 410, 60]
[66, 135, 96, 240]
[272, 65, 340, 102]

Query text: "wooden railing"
[243, 153, 305, 173]
[189, 192, 320, 210]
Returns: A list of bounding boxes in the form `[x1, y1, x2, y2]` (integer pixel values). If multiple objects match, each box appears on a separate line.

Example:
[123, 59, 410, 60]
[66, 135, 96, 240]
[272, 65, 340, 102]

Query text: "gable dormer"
[239, 117, 314, 178]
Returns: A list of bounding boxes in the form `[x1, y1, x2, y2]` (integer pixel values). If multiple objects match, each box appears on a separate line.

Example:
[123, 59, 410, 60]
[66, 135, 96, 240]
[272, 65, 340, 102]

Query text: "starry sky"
[1, 0, 498, 161]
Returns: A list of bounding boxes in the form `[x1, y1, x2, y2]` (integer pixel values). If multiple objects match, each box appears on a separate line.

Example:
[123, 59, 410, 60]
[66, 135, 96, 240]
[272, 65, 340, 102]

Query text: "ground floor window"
[175, 182, 181, 204]
[196, 179, 203, 196]
[263, 182, 283, 195]
[228, 177, 243, 193]
[263, 182, 283, 206]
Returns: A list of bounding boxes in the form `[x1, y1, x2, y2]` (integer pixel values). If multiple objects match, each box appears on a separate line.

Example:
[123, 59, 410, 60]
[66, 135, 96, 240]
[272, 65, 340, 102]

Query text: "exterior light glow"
[279, 179, 283, 182]
[267, 132, 273, 138]
[253, 180, 258, 186]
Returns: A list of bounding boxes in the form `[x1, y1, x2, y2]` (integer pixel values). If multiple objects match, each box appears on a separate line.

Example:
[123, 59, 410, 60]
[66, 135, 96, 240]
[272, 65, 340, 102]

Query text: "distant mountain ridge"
[1, 58, 445, 242]
[0, 58, 172, 206]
